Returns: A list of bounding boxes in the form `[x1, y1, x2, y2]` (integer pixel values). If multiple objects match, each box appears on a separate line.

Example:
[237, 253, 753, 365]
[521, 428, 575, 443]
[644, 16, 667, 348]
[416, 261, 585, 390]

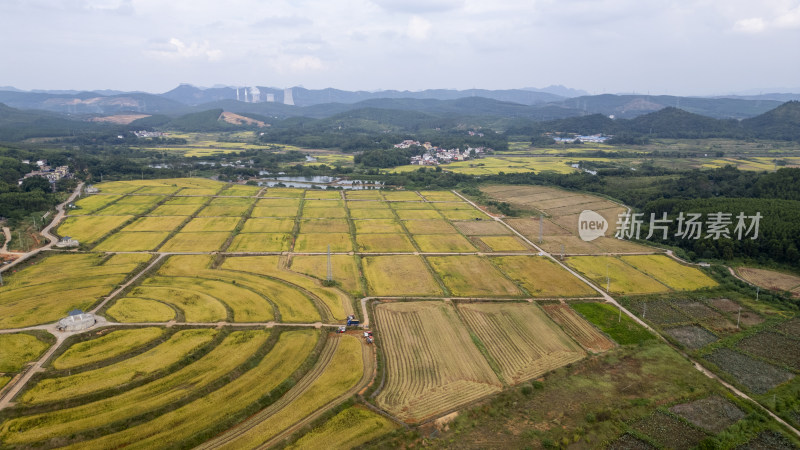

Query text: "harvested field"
[738, 267, 800, 294]
[630, 411, 709, 449]
[428, 256, 523, 297]
[352, 219, 404, 234]
[290, 254, 363, 296]
[674, 301, 736, 332]
[460, 303, 585, 383]
[395, 209, 443, 220]
[567, 256, 670, 295]
[122, 215, 185, 232]
[241, 218, 295, 233]
[669, 395, 745, 433]
[300, 219, 350, 233]
[628, 299, 690, 325]
[52, 327, 165, 370]
[452, 220, 511, 235]
[592, 237, 655, 253]
[362, 256, 442, 296]
[302, 207, 347, 219]
[57, 215, 134, 244]
[413, 234, 477, 253]
[737, 332, 800, 371]
[620, 255, 718, 290]
[541, 304, 615, 353]
[402, 219, 458, 234]
[356, 233, 416, 252]
[375, 301, 502, 422]
[492, 256, 596, 297]
[504, 217, 569, 237]
[181, 216, 240, 232]
[0, 253, 150, 328]
[294, 233, 352, 252]
[159, 231, 230, 252]
[664, 325, 718, 349]
[286, 406, 396, 450]
[106, 297, 176, 322]
[777, 318, 800, 336]
[478, 236, 531, 252]
[608, 434, 656, 450]
[227, 233, 289, 252]
[709, 298, 763, 327]
[94, 231, 170, 251]
[0, 333, 51, 372]
[705, 348, 794, 394]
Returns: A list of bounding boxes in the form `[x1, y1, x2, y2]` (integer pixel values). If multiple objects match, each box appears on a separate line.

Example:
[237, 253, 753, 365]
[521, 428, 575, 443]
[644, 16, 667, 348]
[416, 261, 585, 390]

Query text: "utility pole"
[643, 302, 647, 319]
[618, 305, 622, 322]
[737, 307, 741, 329]
[606, 263, 610, 293]
[538, 214, 543, 244]
[756, 287, 759, 301]
[326, 245, 332, 282]
[0, 272, 4, 286]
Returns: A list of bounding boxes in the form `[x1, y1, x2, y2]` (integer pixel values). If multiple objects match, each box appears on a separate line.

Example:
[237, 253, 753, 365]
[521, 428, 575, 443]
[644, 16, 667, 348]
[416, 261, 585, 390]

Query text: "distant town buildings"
[133, 130, 167, 138]
[19, 160, 71, 185]
[549, 133, 611, 143]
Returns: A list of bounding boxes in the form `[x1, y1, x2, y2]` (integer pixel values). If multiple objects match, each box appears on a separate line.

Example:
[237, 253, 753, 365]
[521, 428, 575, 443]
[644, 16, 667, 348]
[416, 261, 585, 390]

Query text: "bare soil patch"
[664, 325, 718, 349]
[669, 395, 745, 433]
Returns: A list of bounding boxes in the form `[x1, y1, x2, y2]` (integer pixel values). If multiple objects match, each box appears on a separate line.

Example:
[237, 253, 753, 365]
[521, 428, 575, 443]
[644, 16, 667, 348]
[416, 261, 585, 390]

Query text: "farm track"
[195, 336, 341, 449]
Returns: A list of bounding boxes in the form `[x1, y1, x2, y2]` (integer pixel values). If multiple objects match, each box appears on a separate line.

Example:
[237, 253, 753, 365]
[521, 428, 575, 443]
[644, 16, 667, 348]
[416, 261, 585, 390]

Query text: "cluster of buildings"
[19, 160, 71, 185]
[549, 133, 611, 144]
[132, 130, 167, 138]
[406, 144, 489, 166]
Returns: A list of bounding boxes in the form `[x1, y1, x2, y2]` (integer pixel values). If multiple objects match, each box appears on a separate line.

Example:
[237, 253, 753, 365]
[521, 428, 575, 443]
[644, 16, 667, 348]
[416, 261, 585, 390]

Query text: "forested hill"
[516, 102, 800, 141]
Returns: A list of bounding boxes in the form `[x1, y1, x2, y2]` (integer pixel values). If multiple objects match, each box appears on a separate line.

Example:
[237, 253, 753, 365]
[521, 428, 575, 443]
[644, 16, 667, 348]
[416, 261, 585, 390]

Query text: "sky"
[1, 0, 799, 95]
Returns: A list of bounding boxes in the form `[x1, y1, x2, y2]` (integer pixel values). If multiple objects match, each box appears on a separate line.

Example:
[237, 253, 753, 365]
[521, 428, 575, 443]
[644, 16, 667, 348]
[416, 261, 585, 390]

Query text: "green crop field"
[0, 333, 51, 373]
[57, 215, 134, 244]
[492, 256, 597, 297]
[428, 256, 523, 297]
[0, 253, 150, 328]
[106, 297, 176, 322]
[362, 256, 443, 296]
[412, 234, 477, 252]
[52, 327, 166, 370]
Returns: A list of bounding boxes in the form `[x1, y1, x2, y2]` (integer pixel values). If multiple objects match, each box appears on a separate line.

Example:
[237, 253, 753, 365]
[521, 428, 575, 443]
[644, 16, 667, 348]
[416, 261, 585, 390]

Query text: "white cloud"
[406, 16, 432, 40]
[733, 17, 767, 33]
[289, 55, 325, 72]
[774, 4, 800, 28]
[144, 38, 222, 61]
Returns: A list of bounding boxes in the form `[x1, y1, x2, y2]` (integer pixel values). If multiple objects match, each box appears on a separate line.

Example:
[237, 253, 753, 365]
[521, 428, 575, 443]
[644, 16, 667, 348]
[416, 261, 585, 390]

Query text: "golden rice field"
[52, 327, 166, 370]
[356, 233, 416, 252]
[620, 255, 718, 290]
[69, 194, 122, 215]
[492, 256, 597, 297]
[412, 234, 477, 252]
[227, 233, 290, 252]
[0, 253, 150, 328]
[294, 232, 353, 252]
[375, 301, 502, 422]
[57, 215, 134, 244]
[286, 406, 397, 450]
[427, 256, 523, 297]
[289, 254, 363, 297]
[159, 231, 230, 252]
[0, 333, 51, 373]
[566, 256, 671, 295]
[121, 215, 185, 232]
[105, 297, 176, 322]
[458, 302, 586, 384]
[93, 231, 170, 251]
[362, 256, 443, 297]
